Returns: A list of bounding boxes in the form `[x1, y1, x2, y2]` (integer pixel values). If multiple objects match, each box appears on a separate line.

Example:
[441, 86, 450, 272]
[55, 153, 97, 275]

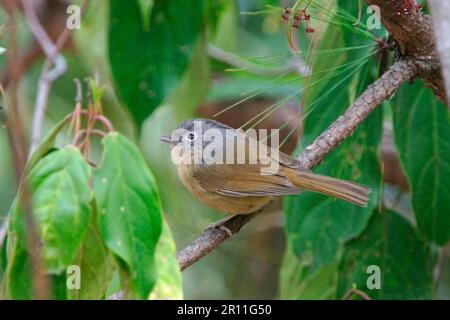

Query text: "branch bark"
[366, 0, 447, 104]
[177, 58, 419, 271]
[428, 0, 450, 105]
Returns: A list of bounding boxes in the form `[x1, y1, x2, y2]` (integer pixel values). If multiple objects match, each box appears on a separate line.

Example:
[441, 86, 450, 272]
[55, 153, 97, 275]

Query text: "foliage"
[0, 0, 448, 300]
[391, 81, 450, 245]
[337, 210, 434, 299]
[93, 132, 162, 299]
[0, 123, 175, 299]
[280, 0, 448, 300]
[108, 0, 205, 128]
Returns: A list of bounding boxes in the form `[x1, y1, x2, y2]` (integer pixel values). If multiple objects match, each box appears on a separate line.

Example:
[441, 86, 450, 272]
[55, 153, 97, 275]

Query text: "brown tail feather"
[284, 168, 371, 207]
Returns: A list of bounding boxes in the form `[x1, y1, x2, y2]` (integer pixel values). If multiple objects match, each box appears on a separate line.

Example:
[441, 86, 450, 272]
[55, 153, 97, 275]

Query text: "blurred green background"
[1, 0, 449, 299]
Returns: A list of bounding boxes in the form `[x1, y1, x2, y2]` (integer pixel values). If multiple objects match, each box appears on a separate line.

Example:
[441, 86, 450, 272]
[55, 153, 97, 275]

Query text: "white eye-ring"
[184, 132, 197, 141]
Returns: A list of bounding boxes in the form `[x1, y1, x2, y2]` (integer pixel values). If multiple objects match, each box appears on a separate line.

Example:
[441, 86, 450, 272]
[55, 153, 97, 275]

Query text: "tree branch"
[207, 43, 309, 76]
[366, 0, 447, 104]
[341, 288, 372, 300]
[428, 0, 450, 105]
[177, 58, 418, 271]
[297, 58, 417, 167]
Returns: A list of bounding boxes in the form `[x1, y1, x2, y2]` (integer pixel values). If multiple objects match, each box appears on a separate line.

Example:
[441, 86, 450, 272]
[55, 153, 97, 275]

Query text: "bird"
[160, 118, 370, 229]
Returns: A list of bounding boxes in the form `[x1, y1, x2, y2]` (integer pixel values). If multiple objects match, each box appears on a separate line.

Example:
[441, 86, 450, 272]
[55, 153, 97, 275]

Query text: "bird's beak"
[160, 135, 173, 144]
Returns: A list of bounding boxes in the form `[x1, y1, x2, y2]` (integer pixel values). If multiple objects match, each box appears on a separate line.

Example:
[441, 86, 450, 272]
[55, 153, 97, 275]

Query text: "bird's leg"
[207, 201, 274, 236]
[207, 214, 239, 237]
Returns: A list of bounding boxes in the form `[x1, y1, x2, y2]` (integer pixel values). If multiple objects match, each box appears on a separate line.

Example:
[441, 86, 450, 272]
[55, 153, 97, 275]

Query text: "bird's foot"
[207, 214, 238, 237]
[218, 225, 233, 237]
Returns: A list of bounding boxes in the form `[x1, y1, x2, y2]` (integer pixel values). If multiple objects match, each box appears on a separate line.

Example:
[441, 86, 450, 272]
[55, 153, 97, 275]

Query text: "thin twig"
[341, 288, 372, 300]
[434, 241, 450, 288]
[73, 129, 106, 146]
[21, 0, 69, 154]
[176, 58, 419, 271]
[0, 16, 50, 297]
[0, 100, 9, 247]
[428, 0, 450, 107]
[0, 217, 7, 248]
[207, 43, 309, 76]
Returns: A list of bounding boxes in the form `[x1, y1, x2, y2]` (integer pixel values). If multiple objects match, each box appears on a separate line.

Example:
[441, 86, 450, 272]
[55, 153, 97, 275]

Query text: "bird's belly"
[195, 191, 272, 214]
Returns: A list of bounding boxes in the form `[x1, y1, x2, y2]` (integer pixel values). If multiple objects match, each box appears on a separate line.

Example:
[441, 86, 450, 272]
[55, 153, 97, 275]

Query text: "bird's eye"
[185, 132, 197, 141]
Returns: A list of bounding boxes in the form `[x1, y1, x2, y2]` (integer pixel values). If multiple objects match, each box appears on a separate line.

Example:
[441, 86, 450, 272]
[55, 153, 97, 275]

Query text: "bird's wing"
[235, 127, 302, 168]
[193, 163, 300, 197]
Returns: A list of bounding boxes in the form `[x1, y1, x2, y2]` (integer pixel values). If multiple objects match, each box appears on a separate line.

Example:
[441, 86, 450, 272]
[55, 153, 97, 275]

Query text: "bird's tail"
[284, 168, 371, 207]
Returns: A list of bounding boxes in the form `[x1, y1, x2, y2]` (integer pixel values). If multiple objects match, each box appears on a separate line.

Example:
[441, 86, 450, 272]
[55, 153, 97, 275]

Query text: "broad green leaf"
[166, 33, 211, 119]
[336, 0, 385, 41]
[105, 271, 121, 298]
[149, 219, 182, 300]
[11, 147, 92, 274]
[0, 232, 6, 286]
[26, 115, 70, 172]
[279, 243, 337, 299]
[108, 0, 204, 127]
[2, 117, 71, 292]
[93, 132, 162, 299]
[337, 210, 434, 299]
[6, 238, 33, 299]
[212, 0, 239, 51]
[6, 235, 73, 300]
[205, 0, 227, 36]
[391, 81, 450, 244]
[68, 203, 115, 300]
[50, 273, 68, 300]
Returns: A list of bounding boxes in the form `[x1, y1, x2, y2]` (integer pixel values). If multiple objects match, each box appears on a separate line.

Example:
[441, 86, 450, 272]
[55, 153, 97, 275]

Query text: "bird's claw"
[207, 217, 235, 237]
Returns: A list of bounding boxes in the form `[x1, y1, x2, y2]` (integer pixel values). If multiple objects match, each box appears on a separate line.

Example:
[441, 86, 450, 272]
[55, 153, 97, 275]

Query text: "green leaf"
[68, 203, 115, 300]
[211, 0, 239, 51]
[26, 115, 70, 172]
[6, 235, 73, 300]
[279, 243, 338, 299]
[93, 132, 162, 299]
[50, 273, 68, 300]
[11, 147, 92, 274]
[149, 219, 182, 300]
[166, 33, 211, 119]
[108, 0, 204, 127]
[337, 210, 434, 299]
[0, 232, 6, 285]
[6, 238, 33, 299]
[391, 81, 450, 244]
